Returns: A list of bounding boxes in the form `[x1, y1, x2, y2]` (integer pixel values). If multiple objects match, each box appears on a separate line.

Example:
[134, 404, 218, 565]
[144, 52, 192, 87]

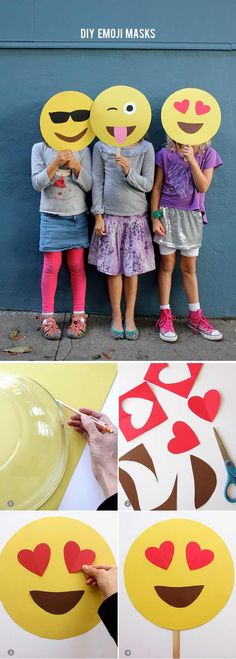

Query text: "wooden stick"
[56, 399, 113, 433]
[116, 146, 121, 156]
[173, 630, 180, 659]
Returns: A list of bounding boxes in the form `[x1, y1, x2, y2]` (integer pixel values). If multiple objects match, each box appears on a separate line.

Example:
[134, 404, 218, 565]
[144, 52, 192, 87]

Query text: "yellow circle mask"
[90, 85, 152, 147]
[0, 517, 115, 639]
[161, 88, 221, 145]
[40, 91, 95, 151]
[124, 518, 234, 631]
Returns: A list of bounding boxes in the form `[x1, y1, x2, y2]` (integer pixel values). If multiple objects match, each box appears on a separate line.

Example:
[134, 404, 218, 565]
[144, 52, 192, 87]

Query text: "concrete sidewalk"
[0, 311, 235, 361]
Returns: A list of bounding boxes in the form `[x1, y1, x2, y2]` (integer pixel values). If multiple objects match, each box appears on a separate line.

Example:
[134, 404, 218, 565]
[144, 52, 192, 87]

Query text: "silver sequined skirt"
[153, 206, 203, 251]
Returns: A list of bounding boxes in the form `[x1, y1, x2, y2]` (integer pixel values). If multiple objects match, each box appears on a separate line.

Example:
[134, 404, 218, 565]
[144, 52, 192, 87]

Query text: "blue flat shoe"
[124, 322, 139, 341]
[110, 322, 124, 340]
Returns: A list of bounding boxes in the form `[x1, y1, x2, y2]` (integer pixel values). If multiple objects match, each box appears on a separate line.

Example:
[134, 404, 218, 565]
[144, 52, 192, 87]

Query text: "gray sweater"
[31, 142, 92, 216]
[91, 140, 155, 217]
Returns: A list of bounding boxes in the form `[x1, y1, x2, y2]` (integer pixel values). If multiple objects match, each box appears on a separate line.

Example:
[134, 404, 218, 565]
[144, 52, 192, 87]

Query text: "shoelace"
[190, 311, 214, 332]
[155, 310, 176, 332]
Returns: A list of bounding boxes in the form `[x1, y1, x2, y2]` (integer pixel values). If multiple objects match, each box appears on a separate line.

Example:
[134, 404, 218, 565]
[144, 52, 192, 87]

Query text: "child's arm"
[118, 143, 155, 193]
[180, 146, 213, 192]
[91, 143, 105, 216]
[150, 166, 166, 237]
[31, 144, 70, 192]
[68, 148, 92, 192]
[91, 143, 106, 237]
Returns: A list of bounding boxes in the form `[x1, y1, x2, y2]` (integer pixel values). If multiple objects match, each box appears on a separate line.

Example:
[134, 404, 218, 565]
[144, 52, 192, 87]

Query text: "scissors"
[214, 427, 236, 503]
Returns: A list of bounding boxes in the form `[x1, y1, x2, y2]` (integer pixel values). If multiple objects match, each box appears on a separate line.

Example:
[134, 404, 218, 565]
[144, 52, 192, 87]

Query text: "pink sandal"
[39, 316, 61, 340]
[66, 313, 88, 339]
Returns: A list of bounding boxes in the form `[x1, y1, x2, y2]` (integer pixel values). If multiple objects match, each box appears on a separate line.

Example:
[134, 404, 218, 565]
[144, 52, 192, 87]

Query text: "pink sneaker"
[187, 309, 223, 340]
[155, 309, 177, 342]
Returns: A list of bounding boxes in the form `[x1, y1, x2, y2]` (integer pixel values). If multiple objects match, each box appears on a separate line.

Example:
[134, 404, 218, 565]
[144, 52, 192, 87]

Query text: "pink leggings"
[41, 249, 86, 314]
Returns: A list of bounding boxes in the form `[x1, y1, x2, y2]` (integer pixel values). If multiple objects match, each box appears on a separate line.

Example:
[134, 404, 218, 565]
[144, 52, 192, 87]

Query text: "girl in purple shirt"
[151, 138, 223, 342]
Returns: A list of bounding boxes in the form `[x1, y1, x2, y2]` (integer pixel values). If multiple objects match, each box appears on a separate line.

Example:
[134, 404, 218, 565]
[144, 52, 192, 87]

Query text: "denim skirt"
[39, 212, 89, 252]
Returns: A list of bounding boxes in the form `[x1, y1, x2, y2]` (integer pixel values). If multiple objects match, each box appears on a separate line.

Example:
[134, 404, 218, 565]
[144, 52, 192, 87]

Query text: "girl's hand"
[65, 154, 81, 175]
[95, 215, 106, 237]
[82, 565, 117, 601]
[55, 150, 73, 167]
[179, 145, 195, 164]
[115, 156, 130, 175]
[152, 218, 166, 237]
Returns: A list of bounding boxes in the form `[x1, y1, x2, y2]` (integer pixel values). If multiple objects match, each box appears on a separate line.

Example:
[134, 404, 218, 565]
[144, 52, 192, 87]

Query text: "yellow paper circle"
[90, 86, 152, 146]
[0, 517, 115, 639]
[40, 91, 95, 151]
[124, 519, 234, 631]
[161, 88, 221, 145]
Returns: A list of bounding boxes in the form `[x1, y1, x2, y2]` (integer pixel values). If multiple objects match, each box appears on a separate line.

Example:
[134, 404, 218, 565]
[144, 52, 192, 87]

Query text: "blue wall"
[0, 1, 236, 316]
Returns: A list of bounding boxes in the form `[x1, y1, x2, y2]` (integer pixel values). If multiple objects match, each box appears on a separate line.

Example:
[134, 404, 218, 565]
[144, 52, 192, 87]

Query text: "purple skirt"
[88, 214, 155, 276]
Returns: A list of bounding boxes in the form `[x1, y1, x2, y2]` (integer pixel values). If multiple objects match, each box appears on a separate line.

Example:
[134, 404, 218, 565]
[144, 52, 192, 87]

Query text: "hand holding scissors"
[214, 427, 236, 503]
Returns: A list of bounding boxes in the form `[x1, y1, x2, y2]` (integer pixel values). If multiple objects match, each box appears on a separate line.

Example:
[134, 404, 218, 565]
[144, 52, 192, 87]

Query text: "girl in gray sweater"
[88, 140, 155, 339]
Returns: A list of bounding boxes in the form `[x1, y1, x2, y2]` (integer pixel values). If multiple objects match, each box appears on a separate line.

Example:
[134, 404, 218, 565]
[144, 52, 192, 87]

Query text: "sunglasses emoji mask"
[40, 91, 95, 151]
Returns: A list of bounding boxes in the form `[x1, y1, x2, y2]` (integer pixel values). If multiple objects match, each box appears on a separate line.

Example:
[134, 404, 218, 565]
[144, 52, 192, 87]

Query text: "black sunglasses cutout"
[49, 109, 90, 123]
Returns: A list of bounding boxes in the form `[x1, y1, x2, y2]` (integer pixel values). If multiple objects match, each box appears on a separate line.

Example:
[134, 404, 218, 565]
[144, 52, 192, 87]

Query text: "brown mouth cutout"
[54, 128, 88, 142]
[154, 584, 204, 607]
[106, 126, 136, 137]
[177, 122, 203, 134]
[30, 590, 84, 614]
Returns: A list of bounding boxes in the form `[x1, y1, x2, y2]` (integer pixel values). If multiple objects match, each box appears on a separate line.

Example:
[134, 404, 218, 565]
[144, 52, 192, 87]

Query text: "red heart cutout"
[174, 99, 189, 114]
[186, 542, 214, 570]
[195, 101, 210, 115]
[144, 363, 202, 398]
[145, 541, 174, 570]
[64, 541, 96, 573]
[119, 382, 167, 442]
[188, 389, 220, 421]
[17, 543, 51, 576]
[168, 421, 200, 454]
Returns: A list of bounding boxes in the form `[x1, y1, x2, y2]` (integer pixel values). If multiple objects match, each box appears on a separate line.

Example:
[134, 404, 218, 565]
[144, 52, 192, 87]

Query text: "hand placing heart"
[17, 543, 51, 576]
[188, 389, 220, 421]
[64, 541, 96, 573]
[145, 541, 174, 570]
[186, 542, 214, 569]
[168, 421, 200, 454]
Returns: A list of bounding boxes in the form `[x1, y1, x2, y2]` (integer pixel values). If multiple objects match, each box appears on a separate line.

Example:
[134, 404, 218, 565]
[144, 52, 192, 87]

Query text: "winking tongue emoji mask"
[124, 519, 234, 631]
[0, 517, 115, 639]
[90, 85, 152, 147]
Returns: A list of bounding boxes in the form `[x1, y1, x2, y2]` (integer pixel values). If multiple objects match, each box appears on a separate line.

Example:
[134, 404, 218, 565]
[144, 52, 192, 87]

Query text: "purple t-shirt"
[155, 146, 222, 223]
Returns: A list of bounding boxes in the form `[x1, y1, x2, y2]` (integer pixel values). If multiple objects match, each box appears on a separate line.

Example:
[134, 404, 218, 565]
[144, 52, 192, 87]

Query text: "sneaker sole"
[186, 323, 223, 341]
[159, 331, 178, 343]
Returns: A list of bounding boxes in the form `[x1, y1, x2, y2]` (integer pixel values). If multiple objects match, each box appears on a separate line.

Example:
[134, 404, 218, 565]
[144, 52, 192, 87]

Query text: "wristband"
[152, 210, 163, 219]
